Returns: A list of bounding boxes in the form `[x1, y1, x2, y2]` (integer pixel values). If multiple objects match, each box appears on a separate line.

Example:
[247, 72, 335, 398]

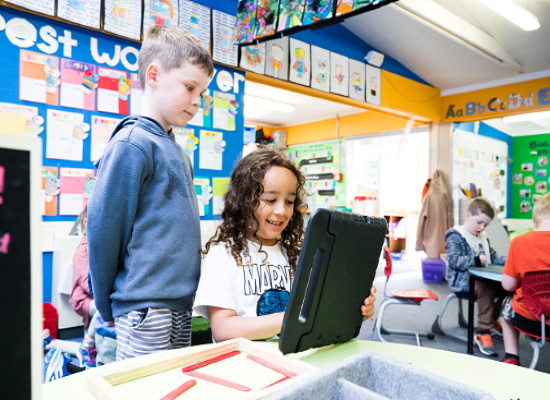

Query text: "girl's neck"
[246, 234, 277, 247]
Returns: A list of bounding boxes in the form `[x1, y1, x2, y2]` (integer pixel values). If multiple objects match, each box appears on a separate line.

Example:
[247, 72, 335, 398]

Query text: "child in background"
[87, 25, 213, 361]
[500, 193, 550, 366]
[445, 198, 507, 356]
[193, 148, 376, 342]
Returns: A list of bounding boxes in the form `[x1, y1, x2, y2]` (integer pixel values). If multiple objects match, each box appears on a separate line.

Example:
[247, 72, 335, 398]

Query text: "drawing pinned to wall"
[310, 46, 330, 92]
[289, 38, 310, 86]
[5, 0, 55, 16]
[46, 109, 84, 161]
[59, 168, 95, 215]
[179, 1, 211, 52]
[173, 127, 198, 167]
[143, 0, 178, 36]
[213, 91, 238, 131]
[255, 0, 279, 38]
[240, 43, 266, 74]
[524, 176, 535, 186]
[0, 103, 43, 137]
[348, 59, 365, 101]
[330, 52, 348, 97]
[335, 0, 353, 16]
[57, 0, 102, 29]
[353, 0, 379, 10]
[104, 0, 142, 40]
[60, 59, 97, 111]
[41, 167, 59, 216]
[512, 173, 522, 185]
[302, 0, 333, 26]
[188, 89, 212, 128]
[20, 50, 59, 105]
[91, 116, 121, 161]
[97, 67, 129, 115]
[199, 131, 223, 170]
[194, 177, 212, 216]
[234, 0, 258, 44]
[265, 37, 289, 80]
[129, 73, 143, 115]
[366, 64, 381, 106]
[536, 181, 547, 194]
[277, 0, 306, 31]
[535, 169, 547, 178]
[212, 10, 239, 66]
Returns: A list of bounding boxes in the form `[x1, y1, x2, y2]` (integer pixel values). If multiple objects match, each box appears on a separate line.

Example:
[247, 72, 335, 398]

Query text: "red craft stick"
[262, 375, 292, 390]
[246, 354, 298, 377]
[182, 350, 241, 372]
[159, 379, 196, 400]
[183, 371, 251, 391]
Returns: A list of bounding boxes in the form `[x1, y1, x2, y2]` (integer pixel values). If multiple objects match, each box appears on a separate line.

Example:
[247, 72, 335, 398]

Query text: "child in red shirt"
[500, 193, 550, 366]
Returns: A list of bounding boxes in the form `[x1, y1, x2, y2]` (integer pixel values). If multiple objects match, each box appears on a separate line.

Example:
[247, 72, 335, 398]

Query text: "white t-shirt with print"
[193, 240, 292, 319]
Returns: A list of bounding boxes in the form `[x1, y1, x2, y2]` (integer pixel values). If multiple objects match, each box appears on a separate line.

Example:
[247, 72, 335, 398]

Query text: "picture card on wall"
[173, 127, 197, 167]
[20, 50, 59, 105]
[60, 59, 97, 111]
[97, 67, 129, 115]
[265, 37, 289, 80]
[46, 109, 84, 161]
[212, 10, 238, 66]
[179, 1, 211, 52]
[41, 167, 59, 216]
[143, 0, 179, 36]
[240, 43, 266, 74]
[255, 0, 279, 38]
[366, 64, 381, 106]
[278, 0, 306, 31]
[194, 177, 212, 216]
[0, 103, 43, 137]
[104, 0, 143, 40]
[59, 168, 95, 215]
[310, 46, 330, 92]
[330, 52, 349, 96]
[130, 73, 143, 115]
[213, 91, 238, 131]
[335, 0, 353, 16]
[349, 59, 365, 101]
[91, 116, 121, 161]
[234, 0, 257, 44]
[6, 0, 55, 15]
[188, 89, 212, 128]
[199, 130, 223, 170]
[302, 0, 333, 26]
[57, 0, 101, 29]
[289, 38, 310, 86]
[212, 177, 230, 215]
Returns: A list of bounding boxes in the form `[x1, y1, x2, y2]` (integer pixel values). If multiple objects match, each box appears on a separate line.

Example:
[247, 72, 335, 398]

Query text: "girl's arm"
[208, 307, 284, 342]
[501, 274, 518, 292]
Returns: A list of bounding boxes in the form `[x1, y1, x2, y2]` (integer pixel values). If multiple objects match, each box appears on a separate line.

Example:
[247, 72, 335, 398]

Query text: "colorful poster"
[240, 43, 266, 74]
[366, 64, 381, 106]
[20, 50, 59, 106]
[335, 0, 353, 16]
[289, 38, 310, 86]
[45, 109, 85, 161]
[199, 131, 223, 171]
[104, 0, 142, 40]
[310, 46, 330, 92]
[212, 10, 238, 66]
[41, 167, 59, 216]
[173, 127, 198, 167]
[330, 52, 348, 97]
[5, 0, 55, 15]
[188, 89, 213, 128]
[91, 116, 120, 161]
[213, 91, 238, 131]
[179, 1, 211, 52]
[57, 0, 101, 29]
[0, 103, 43, 137]
[59, 168, 95, 215]
[302, 0, 333, 26]
[265, 37, 289, 81]
[234, 0, 257, 44]
[130, 73, 143, 115]
[97, 67, 129, 115]
[60, 59, 97, 111]
[277, 0, 306, 31]
[349, 59, 365, 101]
[143, 0, 179, 37]
[254, 0, 279, 38]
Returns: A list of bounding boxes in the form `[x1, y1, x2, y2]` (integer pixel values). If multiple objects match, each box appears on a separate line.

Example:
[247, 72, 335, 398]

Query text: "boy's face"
[464, 211, 493, 236]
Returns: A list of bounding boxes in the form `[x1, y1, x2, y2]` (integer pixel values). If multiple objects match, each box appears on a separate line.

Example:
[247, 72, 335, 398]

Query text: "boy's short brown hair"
[468, 198, 495, 219]
[138, 26, 214, 88]
[533, 193, 550, 224]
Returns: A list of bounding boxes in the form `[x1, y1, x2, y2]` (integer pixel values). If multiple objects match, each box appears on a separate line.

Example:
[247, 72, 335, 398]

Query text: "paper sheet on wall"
[349, 59, 365, 101]
[0, 103, 42, 136]
[173, 127, 196, 167]
[366, 65, 381, 106]
[212, 10, 238, 66]
[41, 222, 56, 252]
[330, 52, 349, 97]
[6, 0, 55, 15]
[213, 91, 237, 131]
[20, 50, 59, 105]
[60, 59, 97, 111]
[0, 111, 26, 136]
[265, 37, 289, 81]
[57, 0, 101, 29]
[199, 131, 223, 170]
[97, 67, 129, 115]
[179, 1, 211, 52]
[311, 46, 330, 92]
[194, 177, 211, 216]
[240, 43, 266, 74]
[104, 0, 142, 40]
[143, 0, 179, 37]
[91, 116, 121, 161]
[212, 177, 230, 215]
[42, 166, 59, 216]
[98, 88, 120, 114]
[188, 89, 212, 128]
[46, 109, 84, 161]
[129, 73, 143, 115]
[59, 167, 95, 215]
[289, 38, 310, 86]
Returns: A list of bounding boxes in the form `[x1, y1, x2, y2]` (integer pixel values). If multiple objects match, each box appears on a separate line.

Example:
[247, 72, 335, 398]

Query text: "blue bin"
[421, 257, 446, 284]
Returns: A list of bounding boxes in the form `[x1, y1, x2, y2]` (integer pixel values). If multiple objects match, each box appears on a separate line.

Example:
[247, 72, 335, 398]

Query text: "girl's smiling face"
[249, 166, 298, 246]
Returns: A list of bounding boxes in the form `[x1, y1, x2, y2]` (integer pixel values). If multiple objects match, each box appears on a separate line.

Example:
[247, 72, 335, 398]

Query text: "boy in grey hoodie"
[87, 26, 213, 361]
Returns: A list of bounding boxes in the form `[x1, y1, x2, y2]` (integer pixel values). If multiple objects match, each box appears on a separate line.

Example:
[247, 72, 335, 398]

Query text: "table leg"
[468, 275, 475, 355]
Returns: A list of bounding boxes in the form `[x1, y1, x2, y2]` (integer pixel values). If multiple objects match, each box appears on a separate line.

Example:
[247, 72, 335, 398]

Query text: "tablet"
[279, 209, 387, 354]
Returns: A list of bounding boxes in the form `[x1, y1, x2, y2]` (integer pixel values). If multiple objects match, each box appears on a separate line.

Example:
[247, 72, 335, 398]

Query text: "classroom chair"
[516, 270, 550, 370]
[372, 250, 438, 346]
[431, 292, 474, 342]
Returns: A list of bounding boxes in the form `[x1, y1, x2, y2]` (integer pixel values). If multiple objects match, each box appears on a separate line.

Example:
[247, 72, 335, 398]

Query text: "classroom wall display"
[335, 0, 354, 16]
[20, 50, 60, 106]
[174, 127, 197, 166]
[46, 109, 85, 161]
[5, 0, 55, 16]
[349, 58, 365, 101]
[310, 46, 330, 92]
[41, 166, 59, 216]
[97, 67, 129, 115]
[188, 89, 213, 128]
[366, 64, 381, 106]
[212, 10, 239, 66]
[0, 102, 43, 137]
[103, 0, 143, 40]
[255, 0, 280, 38]
[129, 73, 143, 115]
[234, 0, 258, 44]
[302, 0, 333, 26]
[179, 1, 211, 52]
[59, 167, 95, 215]
[143, 0, 179, 36]
[194, 177, 211, 216]
[330, 52, 348, 97]
[213, 91, 239, 131]
[265, 37, 289, 80]
[199, 130, 223, 170]
[277, 0, 306, 31]
[289, 38, 310, 86]
[60, 59, 97, 111]
[91, 116, 121, 161]
[240, 42, 266, 74]
[57, 0, 102, 29]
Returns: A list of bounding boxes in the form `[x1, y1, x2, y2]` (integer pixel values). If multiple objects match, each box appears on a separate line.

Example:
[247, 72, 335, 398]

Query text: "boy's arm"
[488, 242, 507, 265]
[446, 232, 475, 271]
[502, 274, 518, 292]
[87, 141, 149, 323]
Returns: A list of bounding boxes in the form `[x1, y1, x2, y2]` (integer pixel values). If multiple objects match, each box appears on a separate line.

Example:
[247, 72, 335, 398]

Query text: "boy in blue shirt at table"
[445, 198, 507, 356]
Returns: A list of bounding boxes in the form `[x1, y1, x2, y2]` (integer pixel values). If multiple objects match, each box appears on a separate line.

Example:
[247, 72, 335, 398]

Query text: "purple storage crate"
[421, 257, 446, 284]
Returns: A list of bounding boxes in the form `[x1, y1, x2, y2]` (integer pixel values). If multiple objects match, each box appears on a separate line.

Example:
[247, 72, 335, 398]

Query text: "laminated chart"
[212, 10, 238, 67]
[255, 0, 280, 38]
[0, 103, 43, 137]
[330, 52, 349, 97]
[265, 37, 289, 80]
[60, 59, 97, 111]
[46, 109, 85, 161]
[179, 1, 211, 52]
[97, 67, 129, 115]
[277, 0, 306, 31]
[240, 42, 266, 74]
[311, 46, 330, 92]
[366, 64, 381, 106]
[129, 73, 143, 115]
[234, 0, 257, 44]
[302, 0, 333, 26]
[213, 91, 238, 132]
[91, 116, 121, 161]
[349, 59, 365, 101]
[143, 0, 179, 37]
[104, 0, 142, 40]
[289, 38, 310, 86]
[20, 50, 59, 106]
[199, 131, 223, 171]
[59, 168, 95, 215]
[5, 0, 55, 15]
[41, 167, 59, 216]
[57, 0, 101, 29]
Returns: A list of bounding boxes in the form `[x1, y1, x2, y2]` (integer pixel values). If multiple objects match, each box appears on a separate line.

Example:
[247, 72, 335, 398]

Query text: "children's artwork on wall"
[519, 189, 531, 198]
[330, 52, 348, 97]
[188, 89, 213, 128]
[5, 0, 55, 15]
[212, 177, 230, 215]
[512, 173, 522, 185]
[173, 127, 197, 167]
[60, 59, 97, 111]
[213, 91, 238, 131]
[143, 0, 179, 36]
[277, 0, 306, 31]
[179, 1, 211, 52]
[20, 50, 59, 106]
[194, 177, 212, 216]
[41, 167, 59, 216]
[538, 156, 548, 167]
[521, 162, 533, 171]
[0, 103, 43, 137]
[46, 109, 85, 161]
[265, 37, 289, 80]
[535, 169, 547, 178]
[536, 181, 547, 194]
[104, 0, 142, 40]
[310, 46, 330, 92]
[366, 64, 381, 106]
[289, 38, 310, 86]
[353, 0, 377, 11]
[57, 0, 102, 29]
[335, 0, 354, 16]
[234, 0, 258, 44]
[240, 43, 266, 74]
[524, 176, 534, 186]
[59, 168, 95, 215]
[348, 59, 365, 101]
[302, 0, 333, 26]
[199, 131, 223, 170]
[91, 116, 121, 161]
[255, 0, 280, 38]
[129, 73, 143, 115]
[212, 10, 239, 67]
[97, 67, 129, 115]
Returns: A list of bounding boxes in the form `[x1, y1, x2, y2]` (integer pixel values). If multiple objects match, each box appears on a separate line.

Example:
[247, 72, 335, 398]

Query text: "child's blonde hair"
[468, 198, 495, 219]
[533, 193, 550, 224]
[138, 25, 214, 88]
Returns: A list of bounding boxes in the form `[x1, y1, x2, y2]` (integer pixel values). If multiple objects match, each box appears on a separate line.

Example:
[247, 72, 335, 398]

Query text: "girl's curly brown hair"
[200, 147, 306, 275]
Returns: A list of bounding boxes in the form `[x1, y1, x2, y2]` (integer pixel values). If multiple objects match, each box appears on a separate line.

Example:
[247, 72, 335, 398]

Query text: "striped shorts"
[115, 307, 192, 361]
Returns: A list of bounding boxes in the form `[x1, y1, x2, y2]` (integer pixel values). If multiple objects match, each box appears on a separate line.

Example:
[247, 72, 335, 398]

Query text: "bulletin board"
[510, 133, 550, 219]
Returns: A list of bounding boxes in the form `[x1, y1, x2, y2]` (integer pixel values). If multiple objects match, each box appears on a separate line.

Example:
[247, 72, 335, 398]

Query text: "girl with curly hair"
[193, 147, 376, 342]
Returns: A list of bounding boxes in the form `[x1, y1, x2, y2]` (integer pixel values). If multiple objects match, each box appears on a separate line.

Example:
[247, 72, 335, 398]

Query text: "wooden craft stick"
[181, 350, 241, 372]
[262, 376, 292, 390]
[246, 354, 298, 377]
[183, 371, 251, 392]
[159, 379, 197, 400]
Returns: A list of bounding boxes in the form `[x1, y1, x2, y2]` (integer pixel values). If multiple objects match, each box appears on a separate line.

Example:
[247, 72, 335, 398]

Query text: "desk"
[467, 266, 504, 355]
[42, 339, 550, 400]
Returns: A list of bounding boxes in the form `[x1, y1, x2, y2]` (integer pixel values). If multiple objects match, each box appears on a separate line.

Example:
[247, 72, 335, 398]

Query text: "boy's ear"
[146, 63, 160, 88]
[465, 211, 471, 218]
[533, 220, 539, 230]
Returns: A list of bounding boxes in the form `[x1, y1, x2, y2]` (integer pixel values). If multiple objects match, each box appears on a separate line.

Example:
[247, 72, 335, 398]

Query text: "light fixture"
[365, 50, 384, 67]
[244, 105, 271, 119]
[244, 95, 295, 113]
[503, 111, 550, 123]
[475, 0, 540, 31]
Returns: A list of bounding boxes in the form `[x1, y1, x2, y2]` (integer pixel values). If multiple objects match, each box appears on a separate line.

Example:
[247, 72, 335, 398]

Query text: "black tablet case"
[279, 209, 387, 354]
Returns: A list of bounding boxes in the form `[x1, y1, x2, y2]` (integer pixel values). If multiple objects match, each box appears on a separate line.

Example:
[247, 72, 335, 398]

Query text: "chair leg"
[525, 335, 541, 370]
[432, 293, 456, 335]
[457, 298, 469, 329]
[431, 293, 475, 343]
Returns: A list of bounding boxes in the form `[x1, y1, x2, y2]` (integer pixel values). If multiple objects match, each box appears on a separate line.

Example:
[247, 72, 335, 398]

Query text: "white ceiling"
[484, 116, 550, 136]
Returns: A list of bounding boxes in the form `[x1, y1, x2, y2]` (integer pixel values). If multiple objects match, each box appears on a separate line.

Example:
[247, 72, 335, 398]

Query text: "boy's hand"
[480, 255, 487, 265]
[361, 285, 377, 321]
[106, 320, 115, 326]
